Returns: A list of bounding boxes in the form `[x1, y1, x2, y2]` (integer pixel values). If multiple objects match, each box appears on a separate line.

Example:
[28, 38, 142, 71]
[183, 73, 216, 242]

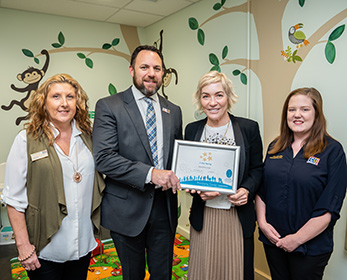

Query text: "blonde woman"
[186, 71, 263, 280]
[3, 74, 104, 280]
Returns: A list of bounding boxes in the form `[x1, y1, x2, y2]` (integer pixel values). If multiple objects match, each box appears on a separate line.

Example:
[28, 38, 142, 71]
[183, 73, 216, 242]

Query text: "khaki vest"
[26, 131, 105, 254]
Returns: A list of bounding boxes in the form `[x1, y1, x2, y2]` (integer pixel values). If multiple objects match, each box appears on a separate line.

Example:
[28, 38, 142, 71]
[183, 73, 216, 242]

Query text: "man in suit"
[93, 45, 183, 280]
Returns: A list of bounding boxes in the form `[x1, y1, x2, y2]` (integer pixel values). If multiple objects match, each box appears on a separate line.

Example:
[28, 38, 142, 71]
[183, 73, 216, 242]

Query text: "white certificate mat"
[171, 140, 240, 194]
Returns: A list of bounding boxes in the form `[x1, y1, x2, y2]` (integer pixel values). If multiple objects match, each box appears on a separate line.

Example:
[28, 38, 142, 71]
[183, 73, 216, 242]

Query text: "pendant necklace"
[204, 121, 230, 144]
[73, 145, 82, 183]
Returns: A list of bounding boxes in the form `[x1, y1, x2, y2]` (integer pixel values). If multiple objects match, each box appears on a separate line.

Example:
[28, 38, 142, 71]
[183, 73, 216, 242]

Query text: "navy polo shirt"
[258, 137, 347, 255]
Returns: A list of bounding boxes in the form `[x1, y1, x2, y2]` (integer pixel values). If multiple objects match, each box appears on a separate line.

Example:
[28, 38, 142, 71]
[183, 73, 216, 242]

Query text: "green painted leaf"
[293, 56, 302, 62]
[232, 69, 241, 76]
[108, 83, 117, 95]
[58, 32, 65, 45]
[88, 111, 95, 119]
[293, 49, 298, 56]
[328, 25, 345, 41]
[77, 53, 86, 59]
[112, 38, 120, 46]
[85, 58, 93, 69]
[299, 0, 305, 7]
[178, 203, 181, 219]
[325, 41, 336, 64]
[209, 53, 219, 66]
[22, 49, 34, 57]
[221, 0, 226, 5]
[197, 28, 205, 45]
[222, 46, 228, 59]
[210, 65, 221, 72]
[52, 43, 61, 48]
[188, 17, 199, 30]
[102, 43, 112, 50]
[240, 73, 247, 85]
[34, 57, 39, 64]
[213, 3, 222, 10]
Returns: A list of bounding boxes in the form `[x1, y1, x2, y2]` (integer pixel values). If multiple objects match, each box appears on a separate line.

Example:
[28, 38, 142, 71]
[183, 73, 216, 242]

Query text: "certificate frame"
[171, 140, 240, 194]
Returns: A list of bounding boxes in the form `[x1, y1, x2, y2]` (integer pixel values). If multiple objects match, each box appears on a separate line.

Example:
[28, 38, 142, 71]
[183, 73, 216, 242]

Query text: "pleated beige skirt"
[187, 206, 243, 280]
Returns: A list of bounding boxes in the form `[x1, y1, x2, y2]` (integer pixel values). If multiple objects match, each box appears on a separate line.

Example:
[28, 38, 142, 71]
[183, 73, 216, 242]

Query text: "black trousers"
[111, 189, 175, 280]
[264, 244, 331, 280]
[244, 236, 254, 280]
[26, 252, 91, 280]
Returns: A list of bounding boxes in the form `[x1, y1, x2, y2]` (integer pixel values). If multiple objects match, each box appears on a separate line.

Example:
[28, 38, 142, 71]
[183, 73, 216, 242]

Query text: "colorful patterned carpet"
[11, 233, 189, 280]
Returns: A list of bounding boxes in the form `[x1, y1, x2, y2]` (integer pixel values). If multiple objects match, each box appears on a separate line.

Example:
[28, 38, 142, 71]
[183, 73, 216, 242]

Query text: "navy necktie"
[144, 97, 158, 168]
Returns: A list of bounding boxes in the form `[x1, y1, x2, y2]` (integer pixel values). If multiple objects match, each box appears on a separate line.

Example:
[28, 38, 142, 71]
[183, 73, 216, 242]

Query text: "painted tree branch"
[35, 46, 131, 62]
[221, 58, 251, 68]
[299, 8, 347, 60]
[200, 2, 249, 27]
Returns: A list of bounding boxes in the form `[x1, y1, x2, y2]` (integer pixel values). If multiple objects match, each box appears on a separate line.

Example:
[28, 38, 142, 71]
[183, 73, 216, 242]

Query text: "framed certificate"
[171, 140, 240, 194]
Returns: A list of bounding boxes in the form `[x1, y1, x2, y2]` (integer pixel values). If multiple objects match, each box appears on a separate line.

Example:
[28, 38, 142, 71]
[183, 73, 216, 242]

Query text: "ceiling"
[0, 0, 201, 28]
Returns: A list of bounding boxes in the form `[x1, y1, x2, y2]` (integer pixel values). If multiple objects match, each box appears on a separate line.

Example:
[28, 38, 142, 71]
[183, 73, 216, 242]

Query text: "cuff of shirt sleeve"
[145, 167, 154, 184]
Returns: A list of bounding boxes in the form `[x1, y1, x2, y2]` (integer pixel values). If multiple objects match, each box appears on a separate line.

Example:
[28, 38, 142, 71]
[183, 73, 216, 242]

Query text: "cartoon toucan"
[288, 23, 309, 48]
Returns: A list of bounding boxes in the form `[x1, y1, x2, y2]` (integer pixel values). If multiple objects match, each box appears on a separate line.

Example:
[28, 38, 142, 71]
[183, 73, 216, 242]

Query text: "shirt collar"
[50, 119, 82, 140]
[131, 85, 158, 103]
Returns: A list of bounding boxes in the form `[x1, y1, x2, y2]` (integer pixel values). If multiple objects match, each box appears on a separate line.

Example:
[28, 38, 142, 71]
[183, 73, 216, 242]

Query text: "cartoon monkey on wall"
[2, 49, 50, 125]
[154, 30, 178, 99]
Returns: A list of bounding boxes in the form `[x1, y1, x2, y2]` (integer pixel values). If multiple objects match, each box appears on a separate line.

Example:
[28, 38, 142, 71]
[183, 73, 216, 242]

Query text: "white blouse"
[2, 121, 97, 262]
[201, 121, 236, 210]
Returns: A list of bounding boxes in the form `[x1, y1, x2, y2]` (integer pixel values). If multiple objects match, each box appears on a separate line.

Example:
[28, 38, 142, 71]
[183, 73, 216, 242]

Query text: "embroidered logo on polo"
[307, 156, 320, 166]
[269, 155, 283, 159]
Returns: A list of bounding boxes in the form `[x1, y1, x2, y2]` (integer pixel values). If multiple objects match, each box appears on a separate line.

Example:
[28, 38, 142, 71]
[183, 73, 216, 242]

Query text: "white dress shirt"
[2, 120, 97, 262]
[131, 86, 164, 183]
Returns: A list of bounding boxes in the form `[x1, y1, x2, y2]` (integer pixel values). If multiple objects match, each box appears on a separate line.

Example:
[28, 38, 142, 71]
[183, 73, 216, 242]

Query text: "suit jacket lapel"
[123, 88, 153, 163]
[159, 96, 171, 168]
[231, 115, 246, 186]
[193, 119, 206, 141]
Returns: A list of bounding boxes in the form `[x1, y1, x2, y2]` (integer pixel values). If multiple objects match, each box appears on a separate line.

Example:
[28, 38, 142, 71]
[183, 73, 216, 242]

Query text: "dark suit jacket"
[185, 113, 263, 238]
[93, 87, 183, 237]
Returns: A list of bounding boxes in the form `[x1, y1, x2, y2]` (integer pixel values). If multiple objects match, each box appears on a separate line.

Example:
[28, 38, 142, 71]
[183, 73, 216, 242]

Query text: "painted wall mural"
[2, 27, 179, 125]
[1, 50, 50, 125]
[154, 30, 179, 99]
[188, 0, 346, 145]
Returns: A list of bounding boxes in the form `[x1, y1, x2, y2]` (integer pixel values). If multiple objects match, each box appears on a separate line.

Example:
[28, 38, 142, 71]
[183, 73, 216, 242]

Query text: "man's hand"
[151, 169, 181, 194]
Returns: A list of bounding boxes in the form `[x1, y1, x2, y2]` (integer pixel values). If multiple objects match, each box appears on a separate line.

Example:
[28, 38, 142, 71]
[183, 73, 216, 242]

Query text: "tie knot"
[144, 97, 153, 105]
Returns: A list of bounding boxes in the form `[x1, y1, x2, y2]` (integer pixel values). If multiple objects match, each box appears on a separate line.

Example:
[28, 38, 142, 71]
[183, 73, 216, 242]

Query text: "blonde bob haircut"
[193, 71, 238, 112]
[269, 87, 329, 158]
[25, 73, 92, 145]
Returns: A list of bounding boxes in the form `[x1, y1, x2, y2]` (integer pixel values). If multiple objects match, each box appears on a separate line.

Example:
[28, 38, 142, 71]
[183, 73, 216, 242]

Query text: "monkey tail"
[15, 115, 29, 126]
[1, 100, 27, 111]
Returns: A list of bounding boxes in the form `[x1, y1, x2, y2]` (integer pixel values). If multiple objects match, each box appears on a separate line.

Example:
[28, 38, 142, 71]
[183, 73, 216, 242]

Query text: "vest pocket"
[26, 204, 40, 249]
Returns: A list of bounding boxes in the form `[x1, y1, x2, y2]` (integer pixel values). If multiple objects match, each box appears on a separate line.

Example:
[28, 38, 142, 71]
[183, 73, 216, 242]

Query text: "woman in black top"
[256, 87, 347, 280]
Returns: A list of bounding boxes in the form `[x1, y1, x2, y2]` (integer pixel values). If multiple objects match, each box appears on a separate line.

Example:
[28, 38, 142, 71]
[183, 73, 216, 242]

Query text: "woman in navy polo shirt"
[256, 87, 347, 280]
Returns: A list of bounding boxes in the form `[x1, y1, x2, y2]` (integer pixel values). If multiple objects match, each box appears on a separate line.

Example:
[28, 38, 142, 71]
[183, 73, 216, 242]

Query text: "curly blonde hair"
[25, 73, 92, 144]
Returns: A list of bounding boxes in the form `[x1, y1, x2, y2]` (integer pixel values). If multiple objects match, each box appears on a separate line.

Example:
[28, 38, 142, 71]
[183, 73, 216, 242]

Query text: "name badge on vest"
[30, 150, 48, 162]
